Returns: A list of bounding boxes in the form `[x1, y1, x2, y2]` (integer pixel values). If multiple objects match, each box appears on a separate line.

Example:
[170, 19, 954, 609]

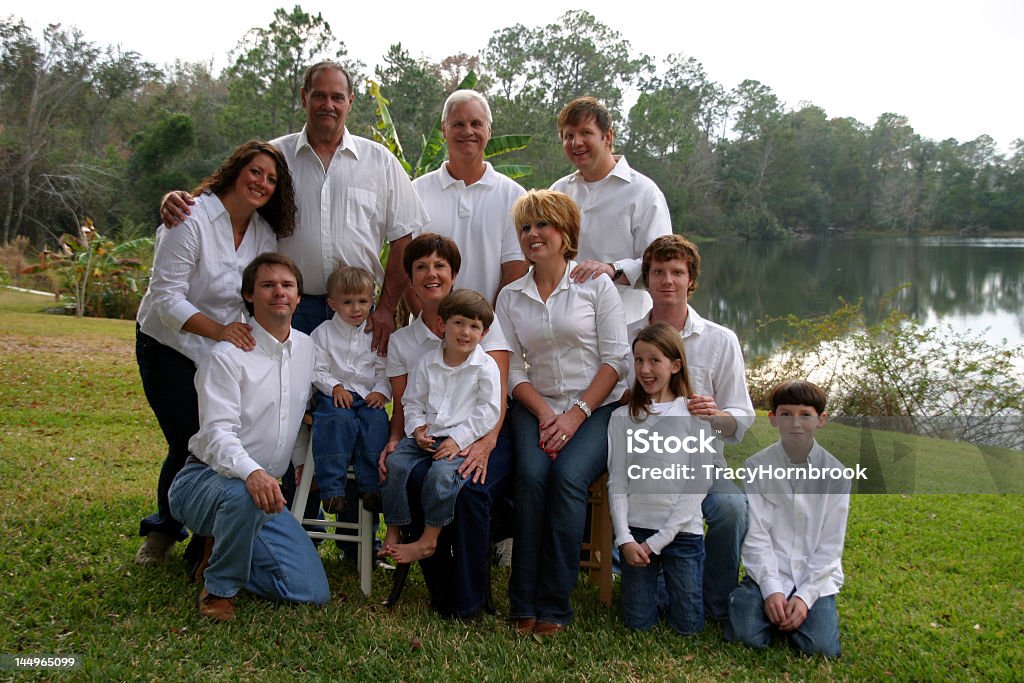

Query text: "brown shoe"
[533, 621, 566, 636]
[192, 536, 214, 584]
[198, 588, 235, 622]
[513, 617, 536, 633]
[323, 496, 348, 515]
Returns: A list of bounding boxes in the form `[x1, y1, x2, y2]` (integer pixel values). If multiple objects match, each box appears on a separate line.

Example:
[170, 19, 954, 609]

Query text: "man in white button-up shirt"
[161, 61, 428, 350]
[628, 234, 756, 621]
[551, 96, 672, 323]
[725, 380, 849, 657]
[168, 254, 329, 622]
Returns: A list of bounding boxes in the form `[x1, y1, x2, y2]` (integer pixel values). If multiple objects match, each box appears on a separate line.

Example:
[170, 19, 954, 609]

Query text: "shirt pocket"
[345, 186, 380, 235]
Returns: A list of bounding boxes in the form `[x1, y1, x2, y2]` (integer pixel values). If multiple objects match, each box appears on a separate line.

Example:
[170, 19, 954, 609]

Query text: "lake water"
[691, 237, 1024, 359]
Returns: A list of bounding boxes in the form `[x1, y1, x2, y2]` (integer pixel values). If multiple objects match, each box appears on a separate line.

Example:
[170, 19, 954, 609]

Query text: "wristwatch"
[573, 398, 592, 419]
[609, 262, 624, 280]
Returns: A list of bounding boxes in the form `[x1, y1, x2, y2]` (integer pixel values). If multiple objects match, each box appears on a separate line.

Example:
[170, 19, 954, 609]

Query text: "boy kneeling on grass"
[378, 289, 501, 564]
[726, 379, 850, 658]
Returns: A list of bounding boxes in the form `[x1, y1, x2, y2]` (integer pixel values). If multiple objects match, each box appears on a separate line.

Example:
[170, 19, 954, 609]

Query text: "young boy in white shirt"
[726, 379, 850, 657]
[379, 289, 501, 565]
[310, 266, 391, 515]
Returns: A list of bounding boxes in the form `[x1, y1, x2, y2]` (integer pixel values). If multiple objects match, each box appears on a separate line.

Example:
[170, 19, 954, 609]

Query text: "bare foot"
[389, 538, 438, 564]
[379, 526, 402, 559]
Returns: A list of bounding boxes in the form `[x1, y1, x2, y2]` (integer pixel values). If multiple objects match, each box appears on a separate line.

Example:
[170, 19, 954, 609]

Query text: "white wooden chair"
[291, 415, 374, 597]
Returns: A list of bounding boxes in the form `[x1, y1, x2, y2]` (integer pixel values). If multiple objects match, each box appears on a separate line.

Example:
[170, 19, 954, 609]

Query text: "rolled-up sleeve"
[189, 350, 262, 481]
[593, 278, 629, 380]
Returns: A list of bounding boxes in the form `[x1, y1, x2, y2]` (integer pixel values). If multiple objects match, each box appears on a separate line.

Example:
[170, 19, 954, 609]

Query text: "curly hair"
[193, 140, 296, 239]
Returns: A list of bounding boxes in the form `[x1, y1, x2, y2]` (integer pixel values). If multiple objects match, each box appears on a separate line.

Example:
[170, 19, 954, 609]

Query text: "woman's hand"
[217, 321, 255, 351]
[378, 440, 398, 481]
[538, 409, 586, 459]
[458, 435, 496, 484]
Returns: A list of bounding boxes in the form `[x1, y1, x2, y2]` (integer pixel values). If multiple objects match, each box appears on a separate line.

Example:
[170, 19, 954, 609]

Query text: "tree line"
[2, 7, 1022, 248]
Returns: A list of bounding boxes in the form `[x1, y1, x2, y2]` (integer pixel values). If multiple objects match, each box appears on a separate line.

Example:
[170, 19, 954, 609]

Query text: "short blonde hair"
[512, 190, 580, 262]
[326, 266, 375, 298]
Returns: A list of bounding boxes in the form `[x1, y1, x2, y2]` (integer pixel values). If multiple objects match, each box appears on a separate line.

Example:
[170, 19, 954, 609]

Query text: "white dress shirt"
[403, 345, 501, 450]
[495, 261, 629, 412]
[272, 127, 429, 294]
[628, 305, 755, 461]
[551, 155, 671, 322]
[413, 162, 525, 303]
[310, 315, 390, 400]
[607, 398, 712, 554]
[137, 193, 277, 363]
[741, 440, 850, 609]
[386, 313, 511, 378]
[188, 319, 315, 482]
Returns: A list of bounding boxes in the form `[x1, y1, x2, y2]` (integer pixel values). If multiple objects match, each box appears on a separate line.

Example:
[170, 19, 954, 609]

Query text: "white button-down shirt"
[741, 441, 850, 609]
[188, 320, 315, 482]
[495, 261, 629, 412]
[137, 193, 277, 363]
[403, 345, 501, 450]
[272, 127, 429, 294]
[413, 162, 525, 303]
[628, 305, 755, 463]
[607, 398, 713, 554]
[386, 313, 511, 378]
[310, 315, 390, 400]
[551, 155, 671, 288]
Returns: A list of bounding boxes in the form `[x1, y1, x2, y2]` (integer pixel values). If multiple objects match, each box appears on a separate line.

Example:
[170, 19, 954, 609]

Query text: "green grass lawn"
[1, 289, 1021, 681]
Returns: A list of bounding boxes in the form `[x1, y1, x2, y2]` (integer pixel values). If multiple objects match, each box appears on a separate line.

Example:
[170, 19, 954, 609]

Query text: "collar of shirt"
[425, 343, 490, 371]
[566, 155, 633, 186]
[409, 313, 442, 345]
[506, 260, 575, 303]
[294, 125, 360, 161]
[249, 315, 294, 359]
[196, 192, 229, 223]
[328, 314, 367, 338]
[680, 304, 707, 339]
[439, 161, 496, 190]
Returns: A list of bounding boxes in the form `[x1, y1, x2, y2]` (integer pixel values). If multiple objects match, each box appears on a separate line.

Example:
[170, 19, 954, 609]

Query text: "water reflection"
[694, 237, 1024, 357]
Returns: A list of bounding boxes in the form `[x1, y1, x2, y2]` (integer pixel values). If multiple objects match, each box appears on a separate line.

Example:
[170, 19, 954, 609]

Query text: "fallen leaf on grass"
[411, 636, 422, 650]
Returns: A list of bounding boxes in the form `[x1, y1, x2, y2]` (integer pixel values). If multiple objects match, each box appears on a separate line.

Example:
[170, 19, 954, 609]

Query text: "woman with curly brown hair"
[134, 140, 296, 567]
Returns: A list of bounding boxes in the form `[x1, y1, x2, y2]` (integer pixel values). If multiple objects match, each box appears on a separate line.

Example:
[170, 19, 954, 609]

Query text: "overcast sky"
[11, 0, 1023, 152]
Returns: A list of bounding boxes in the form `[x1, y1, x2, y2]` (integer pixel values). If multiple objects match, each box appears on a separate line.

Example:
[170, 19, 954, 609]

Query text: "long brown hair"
[193, 140, 296, 238]
[628, 322, 693, 421]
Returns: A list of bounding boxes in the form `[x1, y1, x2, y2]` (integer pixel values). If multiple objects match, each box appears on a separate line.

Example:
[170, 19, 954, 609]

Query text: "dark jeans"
[406, 423, 514, 619]
[135, 327, 197, 542]
[621, 527, 704, 635]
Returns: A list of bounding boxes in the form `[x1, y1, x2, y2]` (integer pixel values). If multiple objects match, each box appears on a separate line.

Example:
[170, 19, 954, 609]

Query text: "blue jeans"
[168, 461, 329, 604]
[702, 475, 748, 619]
[135, 327, 197, 542]
[311, 391, 387, 499]
[507, 401, 616, 626]
[382, 437, 465, 527]
[621, 527, 705, 635]
[410, 424, 514, 618]
[725, 577, 841, 657]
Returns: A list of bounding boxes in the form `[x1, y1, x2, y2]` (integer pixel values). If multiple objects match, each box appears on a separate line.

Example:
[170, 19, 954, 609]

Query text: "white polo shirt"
[413, 162, 525, 303]
[272, 126, 429, 294]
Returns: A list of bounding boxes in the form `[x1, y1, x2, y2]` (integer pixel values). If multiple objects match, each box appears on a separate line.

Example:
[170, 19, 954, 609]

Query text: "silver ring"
[560, 434, 567, 441]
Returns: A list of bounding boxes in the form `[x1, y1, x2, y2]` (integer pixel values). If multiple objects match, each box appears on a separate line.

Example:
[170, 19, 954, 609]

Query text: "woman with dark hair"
[134, 140, 297, 566]
[378, 232, 514, 620]
[496, 189, 629, 635]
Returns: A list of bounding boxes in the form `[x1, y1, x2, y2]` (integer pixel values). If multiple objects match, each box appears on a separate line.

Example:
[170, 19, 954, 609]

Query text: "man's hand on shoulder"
[245, 469, 285, 514]
[160, 190, 195, 227]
